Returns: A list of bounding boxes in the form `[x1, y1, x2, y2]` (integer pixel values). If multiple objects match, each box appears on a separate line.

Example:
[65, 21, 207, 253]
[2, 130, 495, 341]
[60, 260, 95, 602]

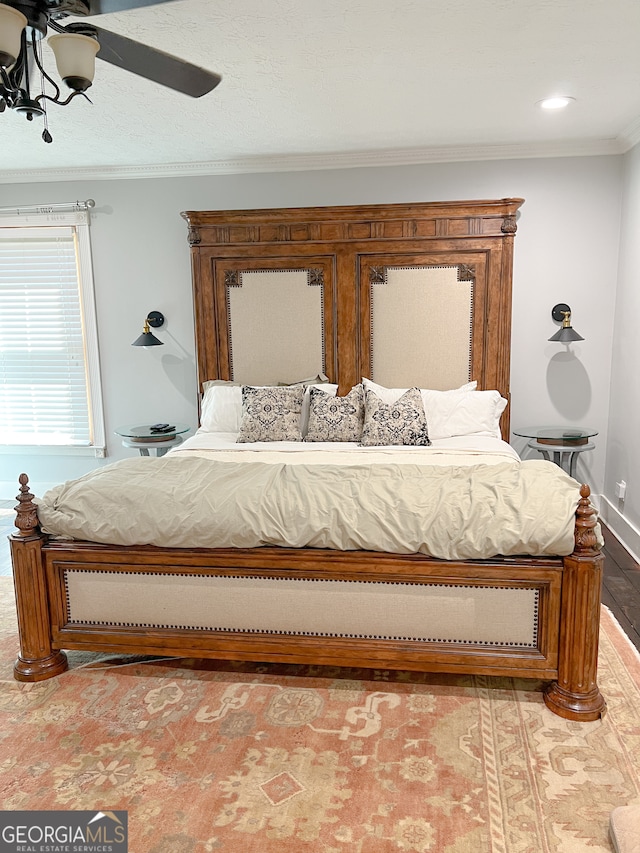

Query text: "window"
[0, 208, 105, 456]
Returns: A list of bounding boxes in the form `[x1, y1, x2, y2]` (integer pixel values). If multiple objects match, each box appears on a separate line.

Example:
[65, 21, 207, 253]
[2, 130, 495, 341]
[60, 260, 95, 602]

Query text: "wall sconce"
[548, 303, 584, 342]
[131, 311, 165, 347]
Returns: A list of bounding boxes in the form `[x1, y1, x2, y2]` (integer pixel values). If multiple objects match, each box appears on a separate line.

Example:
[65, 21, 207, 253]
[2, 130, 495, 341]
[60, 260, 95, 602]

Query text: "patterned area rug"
[0, 579, 638, 853]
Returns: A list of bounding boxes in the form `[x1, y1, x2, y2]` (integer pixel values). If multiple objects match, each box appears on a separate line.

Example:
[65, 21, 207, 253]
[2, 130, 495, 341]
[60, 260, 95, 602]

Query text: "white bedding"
[171, 429, 521, 467]
[37, 431, 584, 559]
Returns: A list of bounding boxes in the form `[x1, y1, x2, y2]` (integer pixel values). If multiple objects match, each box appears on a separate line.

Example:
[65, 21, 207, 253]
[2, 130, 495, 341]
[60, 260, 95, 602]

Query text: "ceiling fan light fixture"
[48, 31, 100, 91]
[0, 0, 222, 144]
[0, 3, 27, 69]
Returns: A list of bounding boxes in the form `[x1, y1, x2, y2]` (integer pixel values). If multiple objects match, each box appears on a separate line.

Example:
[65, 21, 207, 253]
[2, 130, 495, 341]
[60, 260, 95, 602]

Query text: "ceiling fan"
[0, 0, 222, 142]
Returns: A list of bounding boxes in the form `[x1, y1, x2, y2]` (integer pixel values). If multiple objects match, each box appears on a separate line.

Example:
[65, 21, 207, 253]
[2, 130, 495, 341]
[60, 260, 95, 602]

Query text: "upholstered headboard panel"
[368, 264, 473, 390]
[181, 198, 523, 436]
[226, 269, 326, 385]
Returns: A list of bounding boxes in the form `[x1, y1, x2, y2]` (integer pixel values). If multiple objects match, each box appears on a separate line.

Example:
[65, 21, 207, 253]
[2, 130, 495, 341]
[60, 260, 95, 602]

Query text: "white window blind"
[0, 212, 105, 453]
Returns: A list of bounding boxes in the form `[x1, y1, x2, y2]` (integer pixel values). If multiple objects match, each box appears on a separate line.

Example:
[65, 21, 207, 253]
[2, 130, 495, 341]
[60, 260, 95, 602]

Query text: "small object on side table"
[149, 423, 176, 434]
[115, 423, 191, 457]
[512, 425, 598, 478]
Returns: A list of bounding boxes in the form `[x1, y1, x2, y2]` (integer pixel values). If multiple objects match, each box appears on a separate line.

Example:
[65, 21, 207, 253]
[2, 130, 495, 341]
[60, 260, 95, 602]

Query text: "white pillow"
[361, 378, 505, 439]
[422, 389, 507, 439]
[361, 377, 477, 403]
[200, 384, 243, 433]
[200, 378, 502, 438]
[199, 381, 339, 434]
[202, 379, 240, 391]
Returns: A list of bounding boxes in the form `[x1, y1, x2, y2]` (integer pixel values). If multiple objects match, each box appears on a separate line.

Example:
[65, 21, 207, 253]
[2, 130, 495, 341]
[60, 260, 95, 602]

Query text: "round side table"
[512, 426, 598, 478]
[115, 423, 191, 457]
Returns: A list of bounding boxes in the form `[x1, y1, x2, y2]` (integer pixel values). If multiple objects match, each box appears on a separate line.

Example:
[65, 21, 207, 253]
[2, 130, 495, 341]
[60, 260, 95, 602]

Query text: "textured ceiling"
[2, 0, 640, 182]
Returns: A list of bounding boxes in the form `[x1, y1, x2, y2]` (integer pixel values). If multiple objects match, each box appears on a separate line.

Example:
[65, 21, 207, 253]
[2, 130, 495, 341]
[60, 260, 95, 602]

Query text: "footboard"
[9, 475, 606, 721]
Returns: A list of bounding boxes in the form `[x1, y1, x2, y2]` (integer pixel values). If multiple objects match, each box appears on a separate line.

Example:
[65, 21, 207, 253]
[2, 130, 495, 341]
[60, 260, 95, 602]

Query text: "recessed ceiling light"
[538, 96, 576, 110]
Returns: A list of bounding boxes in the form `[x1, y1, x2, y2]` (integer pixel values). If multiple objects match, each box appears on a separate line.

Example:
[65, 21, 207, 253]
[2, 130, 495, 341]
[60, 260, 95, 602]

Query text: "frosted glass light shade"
[48, 32, 99, 91]
[0, 4, 27, 68]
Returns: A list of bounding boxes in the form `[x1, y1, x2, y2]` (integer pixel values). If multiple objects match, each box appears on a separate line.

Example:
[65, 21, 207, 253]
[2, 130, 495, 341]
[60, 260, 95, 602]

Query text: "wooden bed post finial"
[14, 474, 39, 538]
[574, 484, 600, 555]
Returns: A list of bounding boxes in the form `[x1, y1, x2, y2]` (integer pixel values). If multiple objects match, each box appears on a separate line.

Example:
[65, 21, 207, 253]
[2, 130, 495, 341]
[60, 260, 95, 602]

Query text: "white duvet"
[36, 430, 584, 560]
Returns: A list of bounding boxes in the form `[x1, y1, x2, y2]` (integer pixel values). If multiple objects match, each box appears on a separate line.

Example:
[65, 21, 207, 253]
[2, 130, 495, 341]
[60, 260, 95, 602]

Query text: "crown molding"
[0, 137, 628, 184]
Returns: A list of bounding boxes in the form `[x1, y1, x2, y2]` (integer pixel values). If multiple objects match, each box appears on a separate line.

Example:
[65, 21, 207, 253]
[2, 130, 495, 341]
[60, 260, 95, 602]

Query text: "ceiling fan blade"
[91, 25, 222, 97]
[85, 0, 177, 15]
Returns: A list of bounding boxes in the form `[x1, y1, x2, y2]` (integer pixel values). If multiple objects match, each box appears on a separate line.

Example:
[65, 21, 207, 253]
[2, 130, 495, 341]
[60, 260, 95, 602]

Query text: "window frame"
[0, 208, 106, 457]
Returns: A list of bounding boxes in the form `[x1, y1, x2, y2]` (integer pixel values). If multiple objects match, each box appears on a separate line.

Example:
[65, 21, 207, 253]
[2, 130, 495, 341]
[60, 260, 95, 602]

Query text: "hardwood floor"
[601, 524, 640, 652]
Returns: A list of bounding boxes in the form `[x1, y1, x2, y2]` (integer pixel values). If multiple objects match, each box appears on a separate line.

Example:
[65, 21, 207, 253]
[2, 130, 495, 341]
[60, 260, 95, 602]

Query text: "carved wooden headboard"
[181, 198, 524, 438]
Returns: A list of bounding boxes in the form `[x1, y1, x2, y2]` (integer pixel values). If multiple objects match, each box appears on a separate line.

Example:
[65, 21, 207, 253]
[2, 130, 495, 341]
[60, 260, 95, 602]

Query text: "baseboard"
[599, 496, 640, 565]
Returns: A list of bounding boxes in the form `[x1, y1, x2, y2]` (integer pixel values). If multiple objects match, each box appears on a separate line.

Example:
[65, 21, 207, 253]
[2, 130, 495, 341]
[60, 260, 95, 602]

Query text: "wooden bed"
[9, 199, 606, 722]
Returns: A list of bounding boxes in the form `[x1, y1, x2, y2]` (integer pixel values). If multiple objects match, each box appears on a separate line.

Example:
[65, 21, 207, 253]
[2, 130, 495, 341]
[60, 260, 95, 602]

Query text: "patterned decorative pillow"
[278, 375, 338, 434]
[236, 385, 305, 442]
[305, 384, 364, 442]
[361, 387, 431, 447]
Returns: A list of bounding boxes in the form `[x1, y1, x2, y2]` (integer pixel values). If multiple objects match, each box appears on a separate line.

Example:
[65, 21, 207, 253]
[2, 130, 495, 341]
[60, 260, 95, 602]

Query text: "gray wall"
[603, 143, 640, 557]
[0, 155, 623, 512]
